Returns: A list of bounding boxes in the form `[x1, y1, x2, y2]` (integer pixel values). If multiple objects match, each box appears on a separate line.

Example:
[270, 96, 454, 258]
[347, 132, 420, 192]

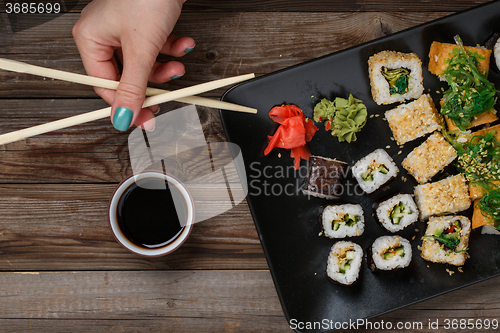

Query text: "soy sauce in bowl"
[116, 177, 188, 249]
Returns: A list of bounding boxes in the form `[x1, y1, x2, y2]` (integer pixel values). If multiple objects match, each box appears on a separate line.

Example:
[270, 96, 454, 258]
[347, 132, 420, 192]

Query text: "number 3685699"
[6, 3, 61, 14]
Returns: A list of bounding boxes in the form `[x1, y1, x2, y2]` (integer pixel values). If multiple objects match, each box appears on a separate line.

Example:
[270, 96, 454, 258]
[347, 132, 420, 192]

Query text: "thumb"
[111, 47, 156, 131]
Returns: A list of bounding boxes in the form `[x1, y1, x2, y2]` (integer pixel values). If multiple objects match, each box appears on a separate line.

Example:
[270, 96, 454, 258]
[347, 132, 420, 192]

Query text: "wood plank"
[23, 0, 492, 13]
[0, 100, 228, 183]
[0, 11, 450, 98]
[0, 270, 499, 332]
[0, 183, 264, 271]
[183, 0, 491, 12]
[0, 270, 288, 332]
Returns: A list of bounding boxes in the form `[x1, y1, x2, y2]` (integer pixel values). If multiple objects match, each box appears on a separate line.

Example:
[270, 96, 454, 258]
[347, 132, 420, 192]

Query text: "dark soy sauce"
[116, 177, 188, 249]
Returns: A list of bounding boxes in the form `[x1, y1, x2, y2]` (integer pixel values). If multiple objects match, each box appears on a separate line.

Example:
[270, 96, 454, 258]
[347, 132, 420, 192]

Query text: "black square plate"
[220, 2, 500, 332]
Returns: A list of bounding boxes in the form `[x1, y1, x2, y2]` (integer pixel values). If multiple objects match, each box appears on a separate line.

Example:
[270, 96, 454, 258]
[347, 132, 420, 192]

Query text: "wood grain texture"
[0, 270, 499, 332]
[0, 270, 287, 331]
[0, 184, 263, 271]
[1, 1, 499, 332]
[0, 100, 227, 183]
[21, 0, 492, 13]
[182, 0, 492, 12]
[0, 11, 451, 98]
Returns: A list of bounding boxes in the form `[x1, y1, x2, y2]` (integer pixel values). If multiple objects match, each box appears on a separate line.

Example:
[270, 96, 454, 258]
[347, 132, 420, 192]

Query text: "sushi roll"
[352, 149, 399, 194]
[485, 32, 500, 72]
[384, 94, 442, 145]
[420, 215, 471, 266]
[326, 241, 363, 286]
[375, 193, 419, 232]
[321, 204, 365, 238]
[369, 236, 412, 271]
[414, 174, 470, 221]
[302, 155, 348, 199]
[402, 132, 457, 184]
[368, 50, 424, 105]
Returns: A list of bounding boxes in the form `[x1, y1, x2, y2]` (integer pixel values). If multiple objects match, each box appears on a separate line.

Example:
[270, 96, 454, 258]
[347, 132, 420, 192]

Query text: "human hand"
[72, 0, 195, 131]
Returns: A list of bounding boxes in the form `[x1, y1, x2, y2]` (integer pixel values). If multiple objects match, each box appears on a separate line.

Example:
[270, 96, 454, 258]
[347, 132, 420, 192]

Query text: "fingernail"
[170, 73, 184, 80]
[112, 106, 133, 131]
[184, 45, 195, 54]
[142, 117, 156, 132]
[153, 105, 161, 115]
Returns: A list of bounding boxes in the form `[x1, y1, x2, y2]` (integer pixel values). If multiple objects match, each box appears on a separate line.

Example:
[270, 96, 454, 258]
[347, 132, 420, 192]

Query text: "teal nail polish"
[113, 106, 133, 131]
[170, 74, 183, 80]
[184, 45, 195, 54]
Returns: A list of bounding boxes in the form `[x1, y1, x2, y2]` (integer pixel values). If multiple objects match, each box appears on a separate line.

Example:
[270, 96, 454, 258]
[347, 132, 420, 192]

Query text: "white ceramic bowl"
[107, 171, 195, 256]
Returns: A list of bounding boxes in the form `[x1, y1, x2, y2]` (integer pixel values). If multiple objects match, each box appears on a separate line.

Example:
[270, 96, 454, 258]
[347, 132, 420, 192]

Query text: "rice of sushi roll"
[302, 155, 348, 199]
[375, 193, 419, 232]
[494, 35, 500, 72]
[321, 204, 365, 238]
[420, 215, 471, 266]
[384, 94, 442, 145]
[402, 132, 457, 184]
[326, 241, 363, 286]
[368, 50, 424, 105]
[369, 236, 412, 271]
[414, 174, 470, 221]
[351, 149, 399, 194]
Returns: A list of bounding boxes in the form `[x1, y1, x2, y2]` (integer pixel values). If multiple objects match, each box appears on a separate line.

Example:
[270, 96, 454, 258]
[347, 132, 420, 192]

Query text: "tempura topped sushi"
[368, 50, 424, 105]
[420, 215, 471, 266]
[414, 174, 470, 221]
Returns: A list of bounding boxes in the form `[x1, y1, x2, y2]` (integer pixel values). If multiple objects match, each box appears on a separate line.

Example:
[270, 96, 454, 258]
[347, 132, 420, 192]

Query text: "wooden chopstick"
[0, 73, 255, 145]
[0, 58, 257, 113]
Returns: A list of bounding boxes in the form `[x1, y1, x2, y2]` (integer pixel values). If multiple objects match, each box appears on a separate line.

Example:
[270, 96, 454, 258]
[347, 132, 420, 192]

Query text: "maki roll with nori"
[352, 149, 399, 194]
[321, 204, 365, 238]
[420, 215, 471, 266]
[302, 155, 348, 199]
[375, 193, 419, 232]
[369, 236, 412, 271]
[326, 241, 363, 286]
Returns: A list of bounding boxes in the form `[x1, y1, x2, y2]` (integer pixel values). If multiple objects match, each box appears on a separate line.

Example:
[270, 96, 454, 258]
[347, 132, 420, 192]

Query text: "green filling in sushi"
[339, 250, 355, 274]
[390, 202, 413, 225]
[361, 164, 389, 181]
[383, 247, 405, 260]
[381, 67, 410, 95]
[332, 214, 359, 231]
[423, 220, 466, 253]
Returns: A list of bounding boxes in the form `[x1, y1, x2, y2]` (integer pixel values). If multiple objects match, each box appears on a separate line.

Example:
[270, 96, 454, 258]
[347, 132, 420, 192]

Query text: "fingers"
[160, 35, 196, 57]
[147, 35, 194, 83]
[110, 40, 158, 131]
[74, 27, 194, 132]
[111, 34, 196, 131]
[73, 24, 120, 106]
[149, 60, 185, 83]
[134, 108, 156, 131]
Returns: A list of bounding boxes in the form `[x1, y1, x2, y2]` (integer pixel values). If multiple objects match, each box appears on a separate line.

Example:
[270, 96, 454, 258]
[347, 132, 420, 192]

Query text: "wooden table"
[1, 0, 499, 332]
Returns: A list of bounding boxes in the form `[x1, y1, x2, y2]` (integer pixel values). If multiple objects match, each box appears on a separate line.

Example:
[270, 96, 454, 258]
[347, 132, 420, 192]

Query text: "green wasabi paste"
[313, 94, 367, 143]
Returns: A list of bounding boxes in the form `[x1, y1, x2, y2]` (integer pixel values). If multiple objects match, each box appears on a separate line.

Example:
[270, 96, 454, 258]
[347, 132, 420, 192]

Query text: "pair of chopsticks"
[0, 58, 257, 145]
